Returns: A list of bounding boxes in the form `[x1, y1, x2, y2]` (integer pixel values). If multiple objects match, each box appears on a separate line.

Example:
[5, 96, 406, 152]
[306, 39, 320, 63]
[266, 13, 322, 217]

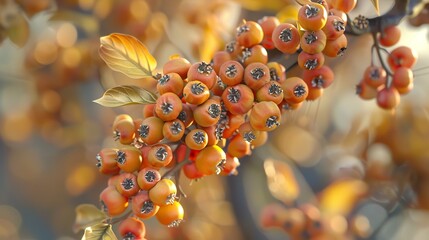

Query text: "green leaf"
[99, 33, 157, 79]
[81, 223, 118, 240]
[94, 85, 158, 107]
[73, 204, 108, 233]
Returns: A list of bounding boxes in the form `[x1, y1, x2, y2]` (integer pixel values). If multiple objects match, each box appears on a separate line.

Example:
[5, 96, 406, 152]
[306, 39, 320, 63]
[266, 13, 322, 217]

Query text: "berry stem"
[371, 32, 393, 87]
[162, 148, 192, 179]
[109, 210, 132, 225]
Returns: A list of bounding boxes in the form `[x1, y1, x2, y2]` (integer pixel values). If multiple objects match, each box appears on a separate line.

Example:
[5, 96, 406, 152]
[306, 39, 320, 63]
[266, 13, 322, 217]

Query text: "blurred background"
[0, 0, 428, 239]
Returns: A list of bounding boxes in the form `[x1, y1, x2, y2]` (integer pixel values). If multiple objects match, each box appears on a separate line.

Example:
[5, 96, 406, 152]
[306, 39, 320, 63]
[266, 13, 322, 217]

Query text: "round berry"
[185, 129, 208, 150]
[155, 92, 183, 121]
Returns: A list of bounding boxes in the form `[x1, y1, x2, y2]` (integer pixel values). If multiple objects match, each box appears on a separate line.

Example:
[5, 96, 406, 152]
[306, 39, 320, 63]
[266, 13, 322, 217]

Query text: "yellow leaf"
[277, 4, 300, 23]
[99, 33, 157, 79]
[73, 204, 108, 233]
[6, 13, 29, 47]
[93, 85, 158, 107]
[264, 159, 299, 204]
[81, 223, 117, 240]
[319, 180, 368, 215]
[369, 0, 380, 15]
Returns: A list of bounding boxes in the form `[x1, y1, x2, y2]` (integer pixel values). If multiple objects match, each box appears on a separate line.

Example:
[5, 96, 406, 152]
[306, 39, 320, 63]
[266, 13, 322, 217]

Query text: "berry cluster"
[356, 24, 418, 109]
[94, 1, 351, 238]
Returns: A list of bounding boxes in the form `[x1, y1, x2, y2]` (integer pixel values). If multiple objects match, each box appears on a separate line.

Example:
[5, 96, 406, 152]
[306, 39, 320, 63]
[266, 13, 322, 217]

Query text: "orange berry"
[272, 23, 300, 54]
[387, 46, 418, 71]
[185, 129, 208, 150]
[195, 145, 227, 175]
[138, 116, 164, 145]
[241, 44, 268, 66]
[330, 0, 357, 13]
[182, 80, 210, 105]
[156, 73, 184, 96]
[115, 172, 139, 197]
[149, 178, 177, 206]
[155, 92, 183, 121]
[193, 98, 222, 127]
[323, 33, 347, 57]
[162, 119, 185, 142]
[222, 84, 254, 115]
[302, 65, 334, 89]
[187, 61, 217, 89]
[258, 16, 281, 50]
[376, 86, 400, 109]
[219, 60, 244, 86]
[132, 190, 159, 219]
[183, 162, 204, 179]
[300, 30, 327, 54]
[236, 20, 264, 48]
[378, 25, 401, 47]
[220, 154, 240, 176]
[356, 81, 377, 100]
[112, 116, 135, 145]
[202, 125, 219, 146]
[227, 133, 252, 158]
[322, 15, 346, 40]
[244, 62, 271, 90]
[306, 87, 324, 101]
[298, 3, 328, 31]
[256, 81, 284, 104]
[147, 144, 173, 168]
[267, 62, 287, 83]
[250, 101, 281, 131]
[156, 201, 184, 227]
[142, 104, 155, 118]
[212, 50, 232, 74]
[177, 103, 194, 128]
[282, 77, 309, 104]
[96, 148, 120, 175]
[116, 148, 142, 173]
[396, 82, 413, 95]
[100, 186, 128, 216]
[392, 67, 413, 89]
[298, 51, 325, 70]
[328, 8, 347, 24]
[362, 66, 387, 88]
[118, 217, 146, 239]
[225, 40, 243, 59]
[137, 167, 161, 190]
[163, 57, 191, 79]
[222, 113, 246, 139]
[251, 130, 268, 148]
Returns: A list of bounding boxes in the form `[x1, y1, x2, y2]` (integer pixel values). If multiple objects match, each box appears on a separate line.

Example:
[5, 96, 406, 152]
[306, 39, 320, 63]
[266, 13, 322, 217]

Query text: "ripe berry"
[137, 167, 161, 190]
[323, 33, 347, 57]
[272, 23, 301, 54]
[298, 51, 325, 70]
[162, 119, 185, 142]
[96, 148, 120, 175]
[322, 15, 346, 40]
[236, 20, 264, 48]
[155, 92, 183, 121]
[220, 154, 240, 176]
[116, 148, 142, 173]
[118, 217, 146, 240]
[138, 116, 164, 145]
[185, 129, 208, 150]
[251, 130, 268, 148]
[244, 62, 271, 90]
[187, 61, 217, 89]
[300, 30, 327, 54]
[132, 190, 159, 219]
[376, 86, 400, 110]
[182, 80, 210, 105]
[183, 162, 204, 179]
[302, 65, 334, 89]
[195, 145, 227, 175]
[156, 201, 184, 227]
[156, 73, 184, 96]
[112, 115, 135, 145]
[193, 98, 222, 127]
[212, 50, 232, 74]
[222, 113, 246, 139]
[225, 40, 243, 59]
[142, 103, 155, 118]
[387, 46, 418, 70]
[149, 178, 177, 206]
[392, 67, 413, 89]
[100, 186, 128, 216]
[298, 3, 328, 31]
[256, 81, 284, 104]
[240, 44, 268, 66]
[306, 87, 324, 101]
[363, 66, 387, 88]
[222, 84, 254, 115]
[356, 81, 378, 100]
[147, 144, 173, 168]
[249, 101, 281, 131]
[267, 61, 287, 83]
[177, 103, 194, 128]
[163, 56, 191, 79]
[378, 25, 401, 47]
[219, 60, 244, 86]
[330, 0, 357, 13]
[282, 77, 309, 104]
[258, 16, 280, 50]
[115, 172, 139, 197]
[202, 125, 219, 146]
[227, 133, 252, 158]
